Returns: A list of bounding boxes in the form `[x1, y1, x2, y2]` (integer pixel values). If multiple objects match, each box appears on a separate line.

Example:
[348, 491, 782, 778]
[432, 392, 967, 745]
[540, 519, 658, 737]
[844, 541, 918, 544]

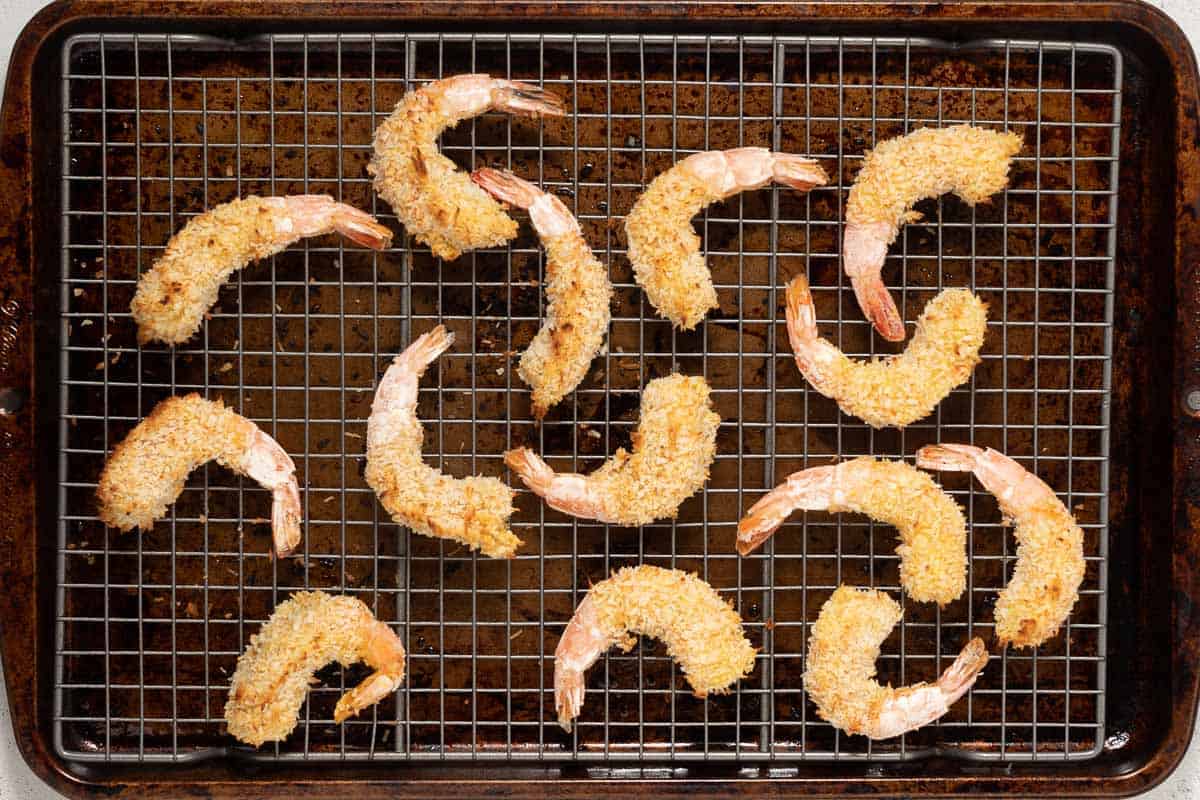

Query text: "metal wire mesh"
[54, 32, 1118, 764]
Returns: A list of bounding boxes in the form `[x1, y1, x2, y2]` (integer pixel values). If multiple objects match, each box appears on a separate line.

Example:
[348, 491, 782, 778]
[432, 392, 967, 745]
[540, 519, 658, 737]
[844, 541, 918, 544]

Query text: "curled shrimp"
[916, 444, 1085, 648]
[625, 148, 828, 330]
[369, 74, 565, 261]
[96, 394, 301, 557]
[785, 274, 986, 428]
[224, 591, 406, 746]
[505, 374, 719, 526]
[804, 586, 988, 739]
[737, 457, 966, 606]
[471, 168, 613, 418]
[555, 565, 756, 732]
[844, 126, 1022, 341]
[131, 195, 392, 345]
[365, 325, 520, 558]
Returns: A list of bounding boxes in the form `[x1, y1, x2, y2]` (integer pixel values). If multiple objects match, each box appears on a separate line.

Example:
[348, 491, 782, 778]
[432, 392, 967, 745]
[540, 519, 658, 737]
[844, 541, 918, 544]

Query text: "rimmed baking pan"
[0, 0, 1197, 796]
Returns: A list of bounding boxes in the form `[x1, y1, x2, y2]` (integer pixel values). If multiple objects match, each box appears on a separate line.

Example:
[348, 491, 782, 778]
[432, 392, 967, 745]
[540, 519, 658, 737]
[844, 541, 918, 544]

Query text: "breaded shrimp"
[471, 168, 613, 418]
[785, 274, 986, 428]
[625, 148, 828, 330]
[365, 325, 520, 558]
[96, 394, 301, 557]
[131, 195, 392, 345]
[555, 565, 756, 732]
[737, 457, 966, 606]
[916, 444, 1085, 648]
[505, 374, 719, 526]
[804, 586, 988, 739]
[844, 126, 1022, 341]
[224, 591, 405, 746]
[369, 74, 565, 261]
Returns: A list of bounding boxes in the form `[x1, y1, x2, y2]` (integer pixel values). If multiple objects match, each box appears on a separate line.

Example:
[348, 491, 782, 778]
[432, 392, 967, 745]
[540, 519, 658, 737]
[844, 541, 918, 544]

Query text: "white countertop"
[3, 0, 1200, 796]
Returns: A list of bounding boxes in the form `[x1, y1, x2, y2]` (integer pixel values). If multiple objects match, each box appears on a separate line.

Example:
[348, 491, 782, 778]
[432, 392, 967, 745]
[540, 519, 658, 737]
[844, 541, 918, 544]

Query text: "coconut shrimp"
[737, 457, 966, 606]
[224, 591, 405, 746]
[365, 325, 519, 558]
[844, 126, 1022, 341]
[916, 444, 1085, 648]
[805, 586, 988, 739]
[471, 168, 612, 418]
[505, 374, 719, 526]
[96, 394, 301, 557]
[369, 74, 565, 261]
[625, 148, 828, 330]
[131, 195, 392, 345]
[785, 274, 986, 428]
[555, 565, 756, 732]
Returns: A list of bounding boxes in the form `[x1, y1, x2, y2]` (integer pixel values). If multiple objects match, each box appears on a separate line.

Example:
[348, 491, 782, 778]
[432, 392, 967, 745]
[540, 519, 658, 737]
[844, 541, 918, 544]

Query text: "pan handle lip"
[0, 0, 1197, 795]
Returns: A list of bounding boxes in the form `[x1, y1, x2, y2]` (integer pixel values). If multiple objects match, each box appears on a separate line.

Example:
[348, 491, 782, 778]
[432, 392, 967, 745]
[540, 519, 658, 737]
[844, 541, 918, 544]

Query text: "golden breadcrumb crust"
[96, 394, 251, 531]
[804, 586, 903, 737]
[822, 289, 987, 428]
[369, 86, 516, 260]
[519, 231, 613, 418]
[224, 591, 392, 746]
[831, 458, 967, 606]
[846, 125, 1023, 236]
[365, 402, 519, 559]
[995, 498, 1085, 648]
[587, 374, 720, 526]
[131, 197, 300, 345]
[588, 565, 756, 695]
[625, 168, 721, 330]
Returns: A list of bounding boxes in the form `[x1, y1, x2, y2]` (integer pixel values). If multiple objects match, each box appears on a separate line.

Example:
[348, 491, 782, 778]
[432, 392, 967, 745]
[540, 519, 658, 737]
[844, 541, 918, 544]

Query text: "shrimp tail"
[401, 325, 456, 374]
[505, 447, 555, 494]
[330, 205, 394, 251]
[470, 168, 541, 210]
[915, 443, 983, 473]
[271, 481, 302, 558]
[493, 80, 566, 118]
[771, 154, 829, 192]
[333, 620, 406, 723]
[938, 637, 990, 706]
[555, 666, 585, 733]
[785, 274, 818, 343]
[737, 466, 836, 555]
[844, 220, 905, 342]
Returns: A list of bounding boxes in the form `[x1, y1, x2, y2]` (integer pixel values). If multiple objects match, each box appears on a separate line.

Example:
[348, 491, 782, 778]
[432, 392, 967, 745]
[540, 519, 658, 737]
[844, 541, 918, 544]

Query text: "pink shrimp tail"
[492, 80, 566, 118]
[785, 274, 818, 344]
[937, 637, 989, 706]
[555, 665, 585, 733]
[271, 480, 302, 558]
[915, 443, 983, 473]
[401, 325, 456, 374]
[737, 466, 836, 556]
[771, 153, 829, 192]
[844, 221, 905, 341]
[331, 205, 393, 251]
[471, 168, 540, 210]
[505, 447, 555, 495]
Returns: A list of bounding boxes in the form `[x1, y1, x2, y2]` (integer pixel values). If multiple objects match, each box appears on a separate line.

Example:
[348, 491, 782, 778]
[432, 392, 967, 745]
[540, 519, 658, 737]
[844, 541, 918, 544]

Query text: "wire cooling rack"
[55, 32, 1117, 763]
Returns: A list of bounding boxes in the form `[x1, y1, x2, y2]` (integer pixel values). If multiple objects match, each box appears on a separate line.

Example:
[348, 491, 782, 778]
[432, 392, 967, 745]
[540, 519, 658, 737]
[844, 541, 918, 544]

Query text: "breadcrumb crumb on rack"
[554, 565, 756, 731]
[804, 586, 988, 739]
[365, 325, 520, 558]
[505, 373, 720, 526]
[224, 591, 406, 747]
